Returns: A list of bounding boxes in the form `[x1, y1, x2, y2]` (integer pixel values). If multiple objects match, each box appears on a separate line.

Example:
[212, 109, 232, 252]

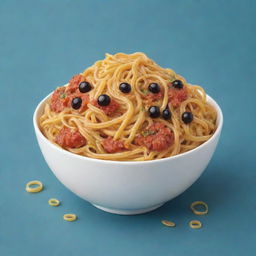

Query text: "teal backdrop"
[1, 0, 255, 255]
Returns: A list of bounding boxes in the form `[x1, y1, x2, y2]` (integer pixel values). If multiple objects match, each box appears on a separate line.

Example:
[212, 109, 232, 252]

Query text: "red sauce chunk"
[134, 122, 174, 152]
[146, 92, 163, 103]
[55, 127, 86, 148]
[71, 92, 90, 113]
[67, 74, 84, 93]
[168, 86, 188, 107]
[102, 137, 125, 153]
[50, 87, 70, 113]
[92, 99, 119, 116]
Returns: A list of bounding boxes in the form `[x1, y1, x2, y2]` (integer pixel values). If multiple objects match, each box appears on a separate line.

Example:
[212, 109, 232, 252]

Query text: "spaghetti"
[39, 52, 217, 161]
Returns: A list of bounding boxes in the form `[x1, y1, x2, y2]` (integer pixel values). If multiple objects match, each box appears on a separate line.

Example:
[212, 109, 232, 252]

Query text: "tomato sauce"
[168, 86, 187, 107]
[146, 92, 163, 103]
[55, 127, 86, 148]
[134, 122, 173, 151]
[102, 137, 125, 153]
[50, 87, 70, 113]
[66, 74, 84, 93]
[92, 99, 119, 116]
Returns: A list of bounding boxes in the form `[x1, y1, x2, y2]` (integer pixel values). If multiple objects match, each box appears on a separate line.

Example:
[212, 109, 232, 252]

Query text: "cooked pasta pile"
[39, 52, 217, 161]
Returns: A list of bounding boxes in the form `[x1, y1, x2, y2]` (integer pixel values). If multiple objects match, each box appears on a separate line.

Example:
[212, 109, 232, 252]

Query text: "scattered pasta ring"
[26, 180, 43, 193]
[48, 198, 60, 206]
[63, 214, 77, 222]
[189, 220, 202, 229]
[161, 220, 176, 227]
[190, 201, 208, 215]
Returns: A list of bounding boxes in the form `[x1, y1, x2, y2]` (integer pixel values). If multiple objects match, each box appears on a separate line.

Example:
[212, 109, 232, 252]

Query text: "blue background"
[1, 0, 255, 255]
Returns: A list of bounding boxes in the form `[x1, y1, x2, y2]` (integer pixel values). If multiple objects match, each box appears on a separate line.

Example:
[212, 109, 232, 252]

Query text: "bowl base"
[92, 203, 164, 215]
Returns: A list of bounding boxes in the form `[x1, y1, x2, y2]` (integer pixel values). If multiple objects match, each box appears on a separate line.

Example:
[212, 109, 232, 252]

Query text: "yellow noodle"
[189, 220, 202, 229]
[26, 180, 43, 193]
[161, 220, 176, 227]
[63, 214, 77, 222]
[190, 201, 209, 215]
[48, 198, 60, 206]
[39, 52, 217, 161]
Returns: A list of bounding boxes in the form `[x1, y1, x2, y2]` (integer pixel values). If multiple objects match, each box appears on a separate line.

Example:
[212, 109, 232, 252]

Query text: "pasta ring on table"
[48, 198, 60, 206]
[161, 220, 176, 227]
[26, 180, 43, 193]
[189, 220, 202, 229]
[190, 201, 208, 215]
[63, 214, 77, 222]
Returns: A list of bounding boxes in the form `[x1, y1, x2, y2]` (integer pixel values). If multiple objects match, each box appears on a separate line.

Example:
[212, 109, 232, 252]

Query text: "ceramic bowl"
[33, 92, 223, 215]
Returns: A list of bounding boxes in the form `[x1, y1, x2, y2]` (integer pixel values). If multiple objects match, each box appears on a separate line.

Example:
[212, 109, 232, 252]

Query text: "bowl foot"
[92, 203, 164, 215]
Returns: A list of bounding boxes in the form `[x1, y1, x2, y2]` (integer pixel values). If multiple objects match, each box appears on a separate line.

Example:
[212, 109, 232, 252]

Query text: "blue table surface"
[1, 0, 255, 255]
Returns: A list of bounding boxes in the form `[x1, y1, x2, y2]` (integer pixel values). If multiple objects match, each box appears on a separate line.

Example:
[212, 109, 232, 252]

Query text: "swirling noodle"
[39, 53, 217, 161]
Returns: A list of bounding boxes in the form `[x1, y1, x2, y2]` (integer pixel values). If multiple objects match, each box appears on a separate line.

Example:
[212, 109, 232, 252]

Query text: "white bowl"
[33, 92, 223, 215]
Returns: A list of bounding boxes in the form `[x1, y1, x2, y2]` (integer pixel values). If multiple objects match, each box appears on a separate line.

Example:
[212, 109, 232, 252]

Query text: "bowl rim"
[33, 90, 223, 165]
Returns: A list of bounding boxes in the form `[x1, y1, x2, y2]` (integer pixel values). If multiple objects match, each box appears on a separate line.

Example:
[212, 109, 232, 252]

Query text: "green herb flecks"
[141, 130, 156, 137]
[60, 93, 66, 99]
[140, 88, 149, 95]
